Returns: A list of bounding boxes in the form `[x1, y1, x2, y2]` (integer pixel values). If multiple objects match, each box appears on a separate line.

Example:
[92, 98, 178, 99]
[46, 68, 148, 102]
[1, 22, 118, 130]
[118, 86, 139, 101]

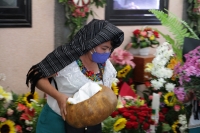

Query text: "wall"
[0, 0, 184, 96]
[0, 0, 54, 96]
[87, 0, 184, 54]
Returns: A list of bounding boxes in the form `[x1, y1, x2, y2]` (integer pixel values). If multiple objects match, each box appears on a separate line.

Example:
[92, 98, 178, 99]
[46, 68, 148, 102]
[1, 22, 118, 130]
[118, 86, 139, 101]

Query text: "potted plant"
[126, 27, 160, 56]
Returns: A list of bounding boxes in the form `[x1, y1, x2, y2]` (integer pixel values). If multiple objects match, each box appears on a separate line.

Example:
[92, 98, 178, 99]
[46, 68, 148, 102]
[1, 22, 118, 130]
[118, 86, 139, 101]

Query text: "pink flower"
[174, 105, 181, 111]
[7, 108, 14, 116]
[110, 48, 135, 68]
[0, 117, 6, 122]
[110, 49, 124, 66]
[158, 92, 162, 96]
[148, 95, 153, 100]
[121, 51, 136, 68]
[81, 12, 86, 17]
[140, 31, 147, 37]
[26, 127, 33, 131]
[84, 6, 89, 12]
[15, 125, 22, 133]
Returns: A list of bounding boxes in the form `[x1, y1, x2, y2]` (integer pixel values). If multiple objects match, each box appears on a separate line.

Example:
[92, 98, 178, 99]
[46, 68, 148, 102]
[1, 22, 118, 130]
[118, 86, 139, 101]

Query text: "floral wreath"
[58, 0, 106, 41]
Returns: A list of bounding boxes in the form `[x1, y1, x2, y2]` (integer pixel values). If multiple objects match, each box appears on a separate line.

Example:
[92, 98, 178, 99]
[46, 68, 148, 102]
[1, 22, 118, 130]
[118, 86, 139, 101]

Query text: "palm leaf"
[149, 9, 199, 60]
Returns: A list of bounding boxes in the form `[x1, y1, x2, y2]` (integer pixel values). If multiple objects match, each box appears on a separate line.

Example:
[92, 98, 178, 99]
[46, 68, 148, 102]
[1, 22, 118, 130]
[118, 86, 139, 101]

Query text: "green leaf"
[140, 41, 149, 48]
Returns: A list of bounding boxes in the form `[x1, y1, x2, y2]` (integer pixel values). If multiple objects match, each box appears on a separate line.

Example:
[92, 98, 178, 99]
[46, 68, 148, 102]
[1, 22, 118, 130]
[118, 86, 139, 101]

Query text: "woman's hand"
[36, 77, 69, 121]
[55, 92, 69, 121]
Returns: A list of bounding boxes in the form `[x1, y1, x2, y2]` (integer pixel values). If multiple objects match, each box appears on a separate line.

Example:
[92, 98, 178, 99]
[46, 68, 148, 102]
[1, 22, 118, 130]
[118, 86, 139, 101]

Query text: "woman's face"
[93, 41, 112, 53]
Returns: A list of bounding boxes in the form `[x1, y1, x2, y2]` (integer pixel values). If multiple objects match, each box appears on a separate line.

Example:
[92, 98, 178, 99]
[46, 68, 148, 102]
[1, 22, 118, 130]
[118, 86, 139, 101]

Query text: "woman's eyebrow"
[103, 46, 112, 49]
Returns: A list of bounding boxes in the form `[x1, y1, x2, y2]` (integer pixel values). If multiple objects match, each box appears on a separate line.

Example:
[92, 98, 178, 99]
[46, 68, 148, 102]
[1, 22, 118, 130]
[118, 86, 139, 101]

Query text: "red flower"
[148, 119, 155, 125]
[159, 113, 165, 122]
[161, 107, 169, 114]
[122, 112, 132, 118]
[153, 31, 159, 38]
[129, 115, 137, 121]
[17, 103, 27, 112]
[138, 116, 145, 124]
[133, 29, 140, 36]
[118, 107, 128, 113]
[20, 108, 35, 120]
[15, 125, 22, 133]
[142, 123, 150, 130]
[125, 121, 134, 129]
[144, 81, 151, 88]
[132, 122, 139, 129]
[111, 111, 119, 118]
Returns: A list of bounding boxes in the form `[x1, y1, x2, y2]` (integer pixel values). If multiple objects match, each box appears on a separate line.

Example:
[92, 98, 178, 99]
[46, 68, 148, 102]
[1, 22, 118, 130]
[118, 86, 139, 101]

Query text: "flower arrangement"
[102, 95, 154, 133]
[143, 42, 188, 133]
[0, 73, 46, 133]
[110, 48, 135, 84]
[126, 27, 160, 49]
[174, 46, 200, 100]
[58, 0, 106, 40]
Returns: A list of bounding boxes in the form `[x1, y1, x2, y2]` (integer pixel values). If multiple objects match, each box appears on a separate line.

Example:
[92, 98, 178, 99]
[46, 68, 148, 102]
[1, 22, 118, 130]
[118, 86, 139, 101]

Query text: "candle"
[150, 93, 160, 133]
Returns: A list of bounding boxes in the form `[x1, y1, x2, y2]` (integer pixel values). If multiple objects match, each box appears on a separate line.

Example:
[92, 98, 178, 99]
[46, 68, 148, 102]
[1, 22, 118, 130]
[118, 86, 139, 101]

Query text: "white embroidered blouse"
[47, 59, 117, 115]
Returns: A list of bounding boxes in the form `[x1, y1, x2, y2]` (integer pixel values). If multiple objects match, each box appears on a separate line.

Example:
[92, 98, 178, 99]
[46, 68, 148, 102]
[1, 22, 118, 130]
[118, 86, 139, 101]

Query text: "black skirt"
[65, 122, 101, 133]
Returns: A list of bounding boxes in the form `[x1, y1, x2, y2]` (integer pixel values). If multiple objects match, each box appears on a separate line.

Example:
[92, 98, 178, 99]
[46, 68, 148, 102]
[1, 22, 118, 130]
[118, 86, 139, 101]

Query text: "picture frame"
[0, 0, 32, 28]
[105, 0, 169, 26]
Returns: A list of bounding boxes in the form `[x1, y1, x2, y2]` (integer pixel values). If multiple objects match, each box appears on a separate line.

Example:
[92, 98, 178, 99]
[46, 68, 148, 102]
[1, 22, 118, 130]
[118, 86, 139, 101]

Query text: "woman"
[26, 19, 124, 133]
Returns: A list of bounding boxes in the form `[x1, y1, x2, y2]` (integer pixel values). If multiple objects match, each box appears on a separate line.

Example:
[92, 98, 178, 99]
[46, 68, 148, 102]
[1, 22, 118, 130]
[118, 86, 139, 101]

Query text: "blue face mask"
[91, 49, 110, 63]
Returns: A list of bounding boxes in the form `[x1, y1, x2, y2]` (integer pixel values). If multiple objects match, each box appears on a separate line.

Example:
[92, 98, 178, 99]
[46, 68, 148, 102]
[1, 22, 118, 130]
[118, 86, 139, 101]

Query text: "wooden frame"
[105, 0, 169, 26]
[0, 0, 32, 28]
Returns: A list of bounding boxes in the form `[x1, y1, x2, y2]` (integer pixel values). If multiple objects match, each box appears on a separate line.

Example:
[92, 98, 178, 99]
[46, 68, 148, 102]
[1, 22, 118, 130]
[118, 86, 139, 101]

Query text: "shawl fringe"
[26, 65, 43, 94]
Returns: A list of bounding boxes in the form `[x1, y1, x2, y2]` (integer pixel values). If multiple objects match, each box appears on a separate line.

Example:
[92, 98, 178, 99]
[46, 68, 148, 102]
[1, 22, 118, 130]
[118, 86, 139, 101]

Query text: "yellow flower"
[117, 65, 131, 78]
[113, 118, 127, 132]
[167, 57, 180, 70]
[111, 82, 119, 95]
[139, 36, 145, 41]
[145, 63, 153, 72]
[164, 92, 177, 106]
[0, 120, 15, 133]
[117, 96, 124, 108]
[172, 121, 179, 133]
[0, 86, 12, 102]
[137, 99, 145, 106]
[149, 35, 155, 40]
[23, 92, 38, 108]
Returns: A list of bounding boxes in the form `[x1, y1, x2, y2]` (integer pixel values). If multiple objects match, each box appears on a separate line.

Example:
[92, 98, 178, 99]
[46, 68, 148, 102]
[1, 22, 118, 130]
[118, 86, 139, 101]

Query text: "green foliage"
[149, 9, 199, 60]
[58, 0, 106, 41]
[102, 116, 116, 133]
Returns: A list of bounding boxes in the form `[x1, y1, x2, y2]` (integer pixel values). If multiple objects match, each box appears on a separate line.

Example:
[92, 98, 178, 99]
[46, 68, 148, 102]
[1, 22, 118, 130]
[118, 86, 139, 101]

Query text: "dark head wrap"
[26, 19, 124, 93]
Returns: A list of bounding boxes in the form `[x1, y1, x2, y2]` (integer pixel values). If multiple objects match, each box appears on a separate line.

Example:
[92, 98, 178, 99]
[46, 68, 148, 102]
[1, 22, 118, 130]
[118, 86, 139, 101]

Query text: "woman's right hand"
[55, 92, 69, 121]
[36, 77, 69, 121]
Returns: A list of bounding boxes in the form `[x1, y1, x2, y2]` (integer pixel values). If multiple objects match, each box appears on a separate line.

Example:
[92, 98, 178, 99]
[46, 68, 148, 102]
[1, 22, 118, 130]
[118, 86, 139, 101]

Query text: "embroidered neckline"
[76, 59, 105, 82]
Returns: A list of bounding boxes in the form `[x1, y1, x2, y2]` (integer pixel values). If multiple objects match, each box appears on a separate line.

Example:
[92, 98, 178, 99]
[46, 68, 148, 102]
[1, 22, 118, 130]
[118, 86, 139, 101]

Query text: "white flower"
[112, 78, 119, 86]
[158, 78, 166, 84]
[25, 120, 33, 125]
[150, 79, 164, 90]
[165, 83, 176, 92]
[152, 67, 173, 79]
